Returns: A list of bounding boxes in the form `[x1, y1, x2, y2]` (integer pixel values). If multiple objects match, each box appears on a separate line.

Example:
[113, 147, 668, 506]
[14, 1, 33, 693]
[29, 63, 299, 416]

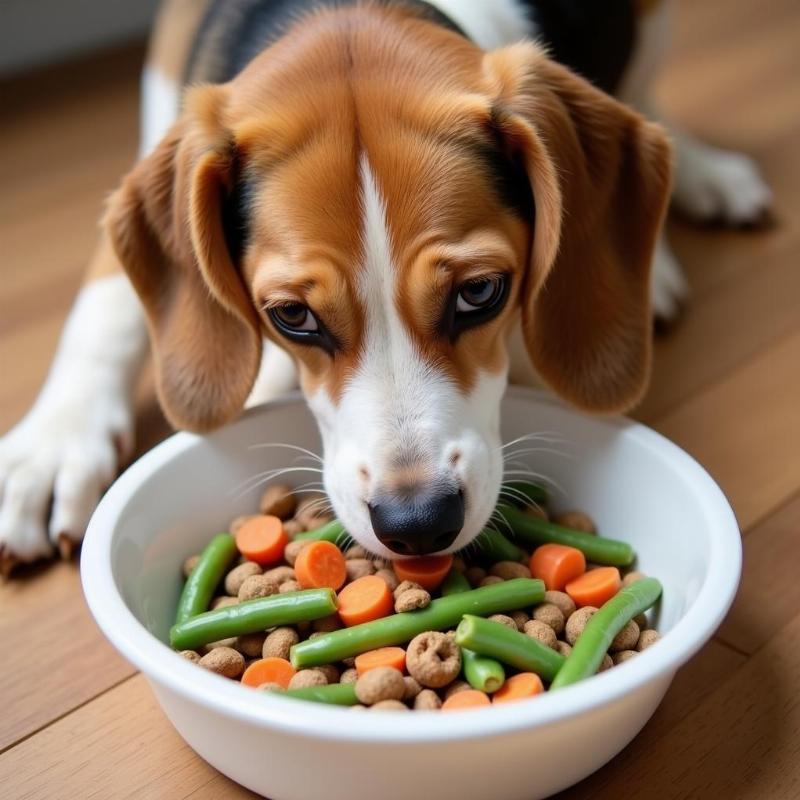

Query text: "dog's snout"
[368, 488, 464, 556]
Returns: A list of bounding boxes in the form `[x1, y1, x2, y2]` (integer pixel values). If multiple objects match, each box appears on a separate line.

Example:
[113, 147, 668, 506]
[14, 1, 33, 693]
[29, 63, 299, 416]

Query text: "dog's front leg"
[0, 236, 147, 571]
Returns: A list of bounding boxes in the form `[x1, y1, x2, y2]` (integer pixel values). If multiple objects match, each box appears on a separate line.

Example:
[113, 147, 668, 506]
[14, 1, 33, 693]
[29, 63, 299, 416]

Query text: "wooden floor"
[1, 0, 799, 796]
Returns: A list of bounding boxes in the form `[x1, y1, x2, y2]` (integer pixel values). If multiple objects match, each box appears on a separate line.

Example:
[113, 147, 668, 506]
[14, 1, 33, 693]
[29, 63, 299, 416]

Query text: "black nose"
[368, 488, 464, 556]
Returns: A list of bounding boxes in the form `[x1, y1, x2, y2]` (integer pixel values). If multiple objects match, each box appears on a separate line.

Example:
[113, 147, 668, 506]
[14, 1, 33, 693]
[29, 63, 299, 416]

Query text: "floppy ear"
[484, 43, 672, 412]
[105, 85, 262, 431]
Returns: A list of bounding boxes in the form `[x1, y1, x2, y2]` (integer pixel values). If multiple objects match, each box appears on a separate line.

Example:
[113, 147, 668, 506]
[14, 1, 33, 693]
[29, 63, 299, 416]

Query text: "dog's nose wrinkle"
[368, 488, 464, 556]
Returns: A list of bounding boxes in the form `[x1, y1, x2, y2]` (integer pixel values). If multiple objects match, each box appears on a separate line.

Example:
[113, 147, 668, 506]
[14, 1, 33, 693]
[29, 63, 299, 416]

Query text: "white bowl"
[81, 387, 740, 800]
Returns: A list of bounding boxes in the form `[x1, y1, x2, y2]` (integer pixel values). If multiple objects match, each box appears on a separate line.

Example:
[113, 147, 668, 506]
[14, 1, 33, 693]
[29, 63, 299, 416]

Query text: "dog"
[0, 0, 771, 571]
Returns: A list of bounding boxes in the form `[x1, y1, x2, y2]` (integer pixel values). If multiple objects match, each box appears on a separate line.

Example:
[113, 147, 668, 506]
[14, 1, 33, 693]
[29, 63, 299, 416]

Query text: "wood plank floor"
[1, 0, 799, 796]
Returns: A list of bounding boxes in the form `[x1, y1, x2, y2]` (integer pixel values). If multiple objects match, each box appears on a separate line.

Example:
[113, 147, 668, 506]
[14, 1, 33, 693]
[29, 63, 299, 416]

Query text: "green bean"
[455, 614, 565, 682]
[440, 569, 471, 596]
[462, 647, 506, 693]
[501, 480, 548, 508]
[170, 588, 337, 650]
[174, 533, 238, 626]
[290, 578, 545, 668]
[292, 519, 346, 544]
[474, 528, 526, 563]
[279, 683, 359, 706]
[499, 504, 635, 567]
[550, 577, 662, 690]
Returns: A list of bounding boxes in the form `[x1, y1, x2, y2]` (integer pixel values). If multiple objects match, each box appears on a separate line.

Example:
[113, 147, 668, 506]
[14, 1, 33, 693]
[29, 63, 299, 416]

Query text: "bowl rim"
[81, 387, 741, 743]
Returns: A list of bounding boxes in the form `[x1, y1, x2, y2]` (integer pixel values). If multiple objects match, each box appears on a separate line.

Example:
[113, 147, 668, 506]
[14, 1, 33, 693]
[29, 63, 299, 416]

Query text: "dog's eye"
[270, 303, 319, 333]
[456, 276, 506, 313]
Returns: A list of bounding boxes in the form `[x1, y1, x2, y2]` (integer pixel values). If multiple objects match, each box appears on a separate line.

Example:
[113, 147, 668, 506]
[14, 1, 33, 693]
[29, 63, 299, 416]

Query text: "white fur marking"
[139, 66, 181, 159]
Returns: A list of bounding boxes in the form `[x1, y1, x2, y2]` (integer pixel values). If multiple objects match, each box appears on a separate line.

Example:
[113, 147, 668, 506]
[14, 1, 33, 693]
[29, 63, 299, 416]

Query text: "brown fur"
[107, 4, 670, 431]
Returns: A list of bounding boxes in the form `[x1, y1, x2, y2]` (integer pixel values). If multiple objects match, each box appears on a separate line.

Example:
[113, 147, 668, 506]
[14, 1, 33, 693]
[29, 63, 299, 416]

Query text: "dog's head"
[107, 9, 670, 558]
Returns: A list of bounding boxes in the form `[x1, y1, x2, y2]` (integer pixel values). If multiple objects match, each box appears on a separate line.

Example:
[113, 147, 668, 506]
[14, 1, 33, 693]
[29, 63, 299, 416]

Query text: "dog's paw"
[672, 142, 773, 226]
[650, 240, 689, 324]
[0, 398, 130, 574]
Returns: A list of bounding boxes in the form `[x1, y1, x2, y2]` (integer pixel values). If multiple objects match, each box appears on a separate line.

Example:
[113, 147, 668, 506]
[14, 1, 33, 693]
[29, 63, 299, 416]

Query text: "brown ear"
[485, 43, 672, 412]
[105, 85, 262, 431]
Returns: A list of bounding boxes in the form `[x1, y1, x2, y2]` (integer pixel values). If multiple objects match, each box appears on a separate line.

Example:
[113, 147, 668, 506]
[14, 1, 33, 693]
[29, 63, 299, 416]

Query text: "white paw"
[650, 239, 689, 322]
[0, 397, 130, 572]
[672, 143, 772, 226]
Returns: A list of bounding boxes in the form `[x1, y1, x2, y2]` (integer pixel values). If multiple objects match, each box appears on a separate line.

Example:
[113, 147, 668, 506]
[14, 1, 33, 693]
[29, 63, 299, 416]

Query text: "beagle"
[0, 0, 771, 569]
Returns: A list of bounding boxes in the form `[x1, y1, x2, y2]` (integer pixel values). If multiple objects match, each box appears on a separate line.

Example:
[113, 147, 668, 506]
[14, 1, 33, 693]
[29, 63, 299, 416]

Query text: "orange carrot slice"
[295, 540, 347, 591]
[354, 647, 407, 676]
[241, 657, 296, 689]
[235, 515, 289, 567]
[565, 566, 622, 607]
[492, 672, 544, 704]
[529, 543, 586, 590]
[441, 689, 491, 711]
[337, 575, 394, 626]
[393, 554, 454, 591]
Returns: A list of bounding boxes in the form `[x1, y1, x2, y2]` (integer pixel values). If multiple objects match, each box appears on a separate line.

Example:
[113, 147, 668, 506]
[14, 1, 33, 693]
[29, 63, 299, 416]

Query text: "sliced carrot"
[241, 657, 296, 689]
[441, 689, 491, 711]
[529, 543, 586, 591]
[354, 647, 407, 676]
[565, 566, 622, 607]
[492, 672, 544, 704]
[337, 575, 394, 626]
[295, 540, 347, 591]
[235, 515, 289, 567]
[393, 554, 454, 591]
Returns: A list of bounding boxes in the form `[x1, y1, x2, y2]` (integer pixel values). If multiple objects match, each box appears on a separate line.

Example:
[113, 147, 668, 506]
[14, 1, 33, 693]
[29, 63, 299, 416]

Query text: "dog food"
[170, 481, 662, 710]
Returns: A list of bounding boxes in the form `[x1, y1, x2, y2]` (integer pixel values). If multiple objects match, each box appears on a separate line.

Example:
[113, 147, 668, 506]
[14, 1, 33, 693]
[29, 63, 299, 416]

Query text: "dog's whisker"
[501, 469, 565, 497]
[500, 432, 566, 450]
[502, 446, 572, 462]
[229, 465, 324, 498]
[247, 442, 323, 463]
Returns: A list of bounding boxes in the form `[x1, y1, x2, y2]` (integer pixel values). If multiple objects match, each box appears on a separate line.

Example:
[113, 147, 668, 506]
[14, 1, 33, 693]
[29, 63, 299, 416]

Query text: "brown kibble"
[346, 559, 375, 582]
[224, 561, 262, 595]
[312, 613, 342, 633]
[345, 545, 368, 560]
[238, 574, 279, 601]
[282, 519, 305, 538]
[414, 689, 443, 710]
[262, 627, 299, 660]
[340, 668, 359, 684]
[555, 641, 573, 658]
[480, 575, 504, 587]
[442, 680, 472, 699]
[610, 620, 640, 652]
[403, 676, 423, 701]
[355, 666, 406, 705]
[258, 682, 285, 692]
[451, 556, 466, 573]
[229, 515, 260, 535]
[394, 580, 424, 600]
[523, 619, 558, 649]
[284, 540, 310, 565]
[371, 700, 408, 711]
[406, 631, 461, 689]
[236, 633, 266, 658]
[263, 566, 296, 585]
[633, 612, 648, 629]
[199, 647, 245, 678]
[622, 570, 647, 588]
[203, 637, 238, 651]
[182, 554, 200, 578]
[543, 590, 576, 620]
[372, 558, 390, 570]
[295, 497, 332, 529]
[532, 603, 566, 635]
[464, 566, 486, 587]
[612, 650, 638, 665]
[509, 610, 530, 631]
[565, 606, 598, 645]
[341, 656, 356, 668]
[211, 596, 238, 610]
[314, 664, 340, 684]
[395, 588, 431, 613]
[488, 614, 518, 631]
[554, 510, 596, 533]
[523, 505, 549, 521]
[279, 580, 302, 593]
[259, 483, 297, 520]
[374, 569, 399, 591]
[598, 653, 613, 672]
[289, 669, 328, 690]
[179, 650, 201, 663]
[636, 629, 660, 651]
[489, 561, 531, 580]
